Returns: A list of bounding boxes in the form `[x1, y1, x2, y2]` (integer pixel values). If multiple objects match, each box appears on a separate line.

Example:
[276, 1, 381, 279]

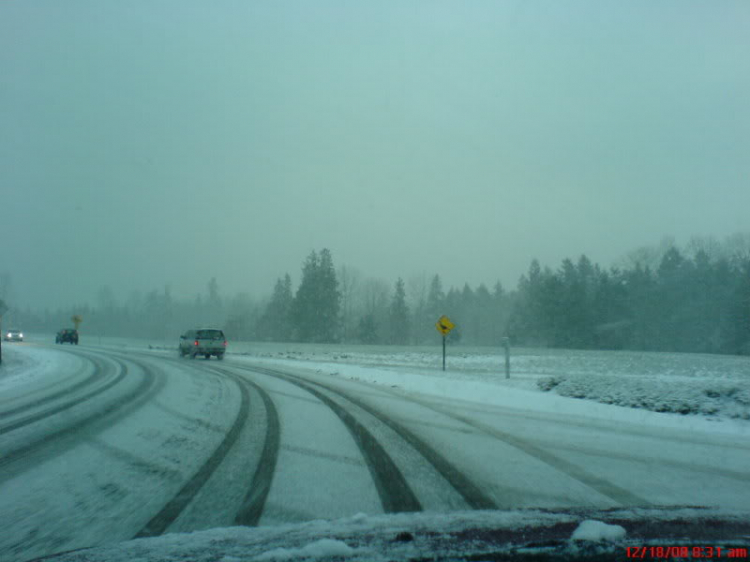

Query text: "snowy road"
[1, 342, 749, 561]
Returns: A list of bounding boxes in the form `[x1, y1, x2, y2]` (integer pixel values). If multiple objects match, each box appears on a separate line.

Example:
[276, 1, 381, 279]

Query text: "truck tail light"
[224, 340, 227, 346]
[194, 340, 199, 346]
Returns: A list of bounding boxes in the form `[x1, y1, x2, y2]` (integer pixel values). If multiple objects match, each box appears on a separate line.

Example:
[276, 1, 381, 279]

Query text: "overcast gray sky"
[2, 0, 749, 309]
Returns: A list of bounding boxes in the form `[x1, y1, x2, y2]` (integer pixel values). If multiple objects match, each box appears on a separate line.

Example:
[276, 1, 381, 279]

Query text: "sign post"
[435, 315, 455, 371]
[502, 336, 510, 379]
[0, 300, 9, 365]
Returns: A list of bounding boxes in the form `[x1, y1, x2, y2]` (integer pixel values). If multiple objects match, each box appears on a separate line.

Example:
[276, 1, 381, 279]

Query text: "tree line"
[7, 235, 750, 355]
[251, 239, 750, 355]
[253, 249, 510, 346]
[508, 248, 750, 354]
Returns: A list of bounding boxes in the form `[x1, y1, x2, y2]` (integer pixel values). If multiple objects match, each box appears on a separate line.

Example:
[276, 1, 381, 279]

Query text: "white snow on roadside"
[235, 356, 750, 436]
[215, 341, 750, 425]
[571, 520, 626, 542]
[40, 508, 750, 562]
[0, 343, 84, 396]
[255, 538, 354, 560]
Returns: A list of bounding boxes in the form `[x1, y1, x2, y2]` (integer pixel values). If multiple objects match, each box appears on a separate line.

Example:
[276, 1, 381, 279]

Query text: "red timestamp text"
[626, 546, 748, 559]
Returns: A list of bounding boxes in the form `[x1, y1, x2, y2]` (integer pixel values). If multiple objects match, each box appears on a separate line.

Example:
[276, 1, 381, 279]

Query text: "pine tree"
[338, 265, 361, 343]
[316, 249, 341, 342]
[260, 274, 293, 341]
[389, 278, 410, 345]
[427, 274, 445, 318]
[726, 258, 750, 354]
[357, 314, 379, 344]
[474, 283, 493, 345]
[458, 283, 475, 342]
[290, 249, 341, 343]
[291, 251, 319, 342]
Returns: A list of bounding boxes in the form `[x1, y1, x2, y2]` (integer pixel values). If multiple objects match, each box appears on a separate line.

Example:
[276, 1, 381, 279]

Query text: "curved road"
[1, 342, 748, 562]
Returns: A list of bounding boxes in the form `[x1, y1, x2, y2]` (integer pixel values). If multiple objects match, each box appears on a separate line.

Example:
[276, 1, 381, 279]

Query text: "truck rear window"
[196, 330, 224, 340]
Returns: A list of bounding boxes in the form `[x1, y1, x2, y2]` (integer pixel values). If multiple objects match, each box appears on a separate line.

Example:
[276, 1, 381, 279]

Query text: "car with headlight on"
[4, 329, 23, 342]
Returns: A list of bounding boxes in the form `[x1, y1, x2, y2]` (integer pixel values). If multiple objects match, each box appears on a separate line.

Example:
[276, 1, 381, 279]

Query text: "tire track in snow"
[229, 373, 280, 527]
[0, 367, 102, 421]
[268, 371, 422, 513]
[0, 361, 86, 411]
[381, 391, 652, 507]
[134, 364, 282, 535]
[134, 371, 251, 537]
[0, 355, 120, 435]
[0, 354, 162, 485]
[239, 364, 497, 512]
[107, 352, 281, 534]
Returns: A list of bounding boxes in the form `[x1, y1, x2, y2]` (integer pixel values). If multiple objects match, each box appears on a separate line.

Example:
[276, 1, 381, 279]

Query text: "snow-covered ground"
[11, 335, 750, 430]
[0, 339, 85, 399]
[232, 341, 750, 424]
[3, 337, 750, 562]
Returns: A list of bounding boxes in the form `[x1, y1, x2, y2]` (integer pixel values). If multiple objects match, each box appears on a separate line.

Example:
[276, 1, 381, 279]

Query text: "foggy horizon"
[4, 230, 750, 314]
[3, 1, 749, 312]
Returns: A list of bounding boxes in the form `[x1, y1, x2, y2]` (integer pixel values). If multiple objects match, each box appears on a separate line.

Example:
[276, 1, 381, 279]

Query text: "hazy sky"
[2, 1, 749, 309]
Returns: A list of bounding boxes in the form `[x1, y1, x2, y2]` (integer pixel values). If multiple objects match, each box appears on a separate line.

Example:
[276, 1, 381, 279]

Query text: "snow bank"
[538, 373, 750, 419]
[255, 538, 354, 560]
[571, 520, 627, 542]
[230, 343, 750, 424]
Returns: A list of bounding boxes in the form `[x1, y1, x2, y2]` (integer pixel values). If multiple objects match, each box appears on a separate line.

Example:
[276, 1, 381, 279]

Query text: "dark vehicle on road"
[56, 329, 78, 345]
[4, 329, 23, 342]
[179, 328, 226, 360]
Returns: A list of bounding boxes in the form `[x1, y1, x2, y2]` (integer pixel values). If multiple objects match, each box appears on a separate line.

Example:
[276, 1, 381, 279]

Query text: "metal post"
[502, 337, 510, 379]
[442, 335, 446, 371]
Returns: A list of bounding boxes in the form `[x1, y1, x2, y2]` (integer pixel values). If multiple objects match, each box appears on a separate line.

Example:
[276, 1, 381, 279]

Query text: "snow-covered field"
[233, 342, 750, 423]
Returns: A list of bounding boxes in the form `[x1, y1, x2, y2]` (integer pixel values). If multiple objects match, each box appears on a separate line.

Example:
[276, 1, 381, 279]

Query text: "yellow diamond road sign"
[435, 315, 455, 335]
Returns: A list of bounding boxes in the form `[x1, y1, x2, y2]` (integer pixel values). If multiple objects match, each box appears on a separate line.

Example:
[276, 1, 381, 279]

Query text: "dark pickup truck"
[56, 329, 79, 345]
[179, 328, 226, 360]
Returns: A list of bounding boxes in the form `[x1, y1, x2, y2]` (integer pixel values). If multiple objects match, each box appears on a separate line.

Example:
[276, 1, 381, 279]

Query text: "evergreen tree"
[418, 274, 445, 342]
[226, 292, 260, 341]
[474, 283, 494, 345]
[625, 263, 659, 350]
[490, 281, 509, 345]
[655, 246, 692, 350]
[388, 278, 410, 345]
[317, 248, 341, 342]
[291, 249, 340, 342]
[408, 274, 430, 344]
[444, 287, 463, 343]
[509, 259, 549, 345]
[458, 283, 475, 343]
[726, 258, 750, 354]
[427, 274, 445, 318]
[357, 313, 379, 344]
[291, 251, 319, 342]
[591, 268, 630, 349]
[259, 274, 293, 341]
[338, 265, 361, 343]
